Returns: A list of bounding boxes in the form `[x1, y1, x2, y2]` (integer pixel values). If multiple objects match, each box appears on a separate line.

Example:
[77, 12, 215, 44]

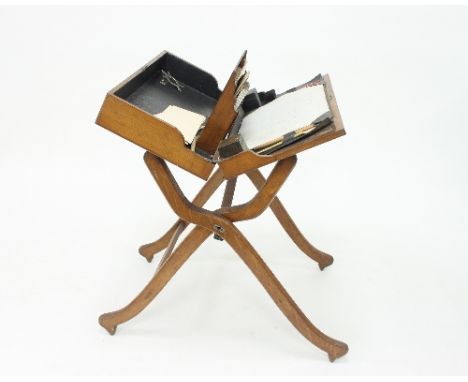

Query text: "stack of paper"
[239, 83, 331, 153]
[154, 105, 206, 144]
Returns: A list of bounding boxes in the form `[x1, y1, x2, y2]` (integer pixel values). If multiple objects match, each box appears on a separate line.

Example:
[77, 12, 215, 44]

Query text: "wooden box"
[219, 74, 346, 178]
[96, 51, 242, 179]
[96, 51, 345, 180]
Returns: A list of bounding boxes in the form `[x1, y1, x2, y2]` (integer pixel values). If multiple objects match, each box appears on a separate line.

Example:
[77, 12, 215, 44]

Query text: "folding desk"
[96, 51, 348, 362]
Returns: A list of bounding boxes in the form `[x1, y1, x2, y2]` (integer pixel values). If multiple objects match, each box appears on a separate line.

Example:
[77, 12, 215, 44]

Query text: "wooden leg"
[246, 169, 334, 270]
[214, 177, 238, 240]
[156, 221, 187, 271]
[138, 168, 225, 262]
[112, 152, 348, 362]
[222, 223, 348, 362]
[99, 225, 211, 335]
[138, 221, 181, 262]
[221, 177, 237, 207]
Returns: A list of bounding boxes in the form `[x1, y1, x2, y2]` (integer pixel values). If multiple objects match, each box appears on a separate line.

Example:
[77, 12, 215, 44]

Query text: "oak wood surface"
[195, 51, 247, 154]
[138, 168, 225, 262]
[99, 225, 211, 335]
[219, 156, 297, 222]
[96, 93, 214, 179]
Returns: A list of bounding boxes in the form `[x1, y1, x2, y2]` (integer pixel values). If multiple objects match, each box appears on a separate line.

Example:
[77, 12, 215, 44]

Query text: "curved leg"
[222, 223, 348, 362]
[138, 168, 225, 262]
[99, 225, 211, 335]
[214, 177, 238, 240]
[219, 156, 297, 222]
[246, 169, 334, 270]
[139, 221, 181, 262]
[156, 221, 187, 271]
[140, 153, 347, 361]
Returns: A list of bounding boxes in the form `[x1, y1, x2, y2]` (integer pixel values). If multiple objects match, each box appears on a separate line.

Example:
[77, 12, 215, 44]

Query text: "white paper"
[239, 84, 329, 149]
[155, 105, 206, 143]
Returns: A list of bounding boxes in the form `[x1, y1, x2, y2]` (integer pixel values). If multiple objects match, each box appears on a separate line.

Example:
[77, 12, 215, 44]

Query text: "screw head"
[213, 224, 224, 234]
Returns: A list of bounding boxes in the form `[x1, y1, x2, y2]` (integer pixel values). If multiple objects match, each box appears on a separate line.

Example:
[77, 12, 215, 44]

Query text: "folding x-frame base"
[99, 151, 349, 362]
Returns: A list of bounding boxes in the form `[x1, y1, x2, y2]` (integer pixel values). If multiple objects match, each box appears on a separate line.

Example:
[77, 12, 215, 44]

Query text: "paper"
[154, 105, 206, 143]
[239, 84, 330, 149]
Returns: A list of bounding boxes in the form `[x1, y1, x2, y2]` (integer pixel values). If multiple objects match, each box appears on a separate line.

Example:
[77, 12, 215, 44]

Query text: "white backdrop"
[0, 5, 467, 376]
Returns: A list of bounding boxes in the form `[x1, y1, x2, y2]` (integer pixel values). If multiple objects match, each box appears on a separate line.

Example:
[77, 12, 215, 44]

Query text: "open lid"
[195, 50, 248, 155]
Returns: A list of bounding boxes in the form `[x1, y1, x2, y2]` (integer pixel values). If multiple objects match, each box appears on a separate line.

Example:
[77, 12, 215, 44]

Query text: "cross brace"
[99, 152, 348, 362]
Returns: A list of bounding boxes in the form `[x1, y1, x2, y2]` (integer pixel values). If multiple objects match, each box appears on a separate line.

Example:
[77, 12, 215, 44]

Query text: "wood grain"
[195, 51, 247, 154]
[96, 94, 214, 179]
[138, 168, 225, 262]
[99, 225, 211, 335]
